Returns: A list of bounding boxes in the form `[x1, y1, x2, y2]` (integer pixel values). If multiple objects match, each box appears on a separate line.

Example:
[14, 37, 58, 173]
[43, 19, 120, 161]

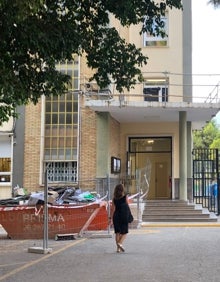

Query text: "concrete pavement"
[1, 224, 220, 281]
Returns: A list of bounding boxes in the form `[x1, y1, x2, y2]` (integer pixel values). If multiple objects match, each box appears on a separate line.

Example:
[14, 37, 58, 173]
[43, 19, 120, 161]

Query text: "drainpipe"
[179, 111, 187, 201]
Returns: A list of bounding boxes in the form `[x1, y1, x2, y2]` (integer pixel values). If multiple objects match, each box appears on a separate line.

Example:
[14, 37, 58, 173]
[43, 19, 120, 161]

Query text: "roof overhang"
[85, 100, 220, 130]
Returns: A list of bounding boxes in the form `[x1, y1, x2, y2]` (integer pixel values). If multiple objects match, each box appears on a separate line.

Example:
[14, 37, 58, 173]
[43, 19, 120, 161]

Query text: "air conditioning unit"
[84, 82, 113, 99]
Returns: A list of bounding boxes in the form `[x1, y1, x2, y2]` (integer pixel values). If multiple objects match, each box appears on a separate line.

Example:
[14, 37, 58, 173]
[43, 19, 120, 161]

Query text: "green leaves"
[86, 28, 147, 92]
[0, 0, 182, 124]
[193, 120, 220, 149]
[208, 0, 220, 8]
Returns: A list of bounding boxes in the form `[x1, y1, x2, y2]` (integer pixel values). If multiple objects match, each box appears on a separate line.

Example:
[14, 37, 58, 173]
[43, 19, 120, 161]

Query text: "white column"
[179, 111, 187, 201]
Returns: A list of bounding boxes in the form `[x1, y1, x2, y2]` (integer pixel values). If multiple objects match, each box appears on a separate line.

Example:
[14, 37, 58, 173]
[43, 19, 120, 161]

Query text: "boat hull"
[0, 202, 108, 239]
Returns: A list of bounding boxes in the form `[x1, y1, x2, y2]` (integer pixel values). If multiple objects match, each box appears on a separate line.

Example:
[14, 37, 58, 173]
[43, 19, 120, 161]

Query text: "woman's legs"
[115, 233, 126, 245]
[116, 233, 127, 252]
[115, 233, 121, 252]
[115, 233, 120, 245]
[118, 234, 126, 245]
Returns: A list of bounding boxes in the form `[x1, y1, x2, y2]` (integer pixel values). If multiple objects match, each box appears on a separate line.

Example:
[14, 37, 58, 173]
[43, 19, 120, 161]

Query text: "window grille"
[46, 161, 77, 183]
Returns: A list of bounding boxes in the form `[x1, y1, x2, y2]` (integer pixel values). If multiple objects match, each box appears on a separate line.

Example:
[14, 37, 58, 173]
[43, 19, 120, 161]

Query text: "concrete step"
[143, 206, 200, 211]
[143, 213, 210, 219]
[142, 200, 218, 222]
[142, 217, 218, 222]
[145, 200, 193, 207]
[143, 209, 206, 215]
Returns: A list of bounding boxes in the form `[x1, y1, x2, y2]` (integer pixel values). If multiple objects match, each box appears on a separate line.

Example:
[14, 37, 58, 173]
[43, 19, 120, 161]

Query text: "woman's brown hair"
[113, 184, 125, 199]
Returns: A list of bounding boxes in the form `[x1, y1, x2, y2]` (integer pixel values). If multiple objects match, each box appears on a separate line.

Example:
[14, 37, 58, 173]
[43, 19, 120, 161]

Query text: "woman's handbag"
[128, 205, 134, 223]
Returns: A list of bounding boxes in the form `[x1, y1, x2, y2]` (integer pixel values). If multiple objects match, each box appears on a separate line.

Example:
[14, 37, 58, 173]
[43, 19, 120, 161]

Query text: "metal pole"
[28, 166, 52, 254]
[43, 168, 48, 250]
[136, 169, 140, 224]
[216, 149, 220, 215]
[107, 173, 111, 235]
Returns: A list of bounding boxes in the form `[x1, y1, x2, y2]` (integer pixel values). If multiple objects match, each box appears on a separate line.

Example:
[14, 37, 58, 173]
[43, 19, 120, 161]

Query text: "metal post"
[43, 168, 49, 250]
[216, 149, 220, 215]
[136, 169, 140, 224]
[107, 173, 111, 235]
[28, 166, 52, 254]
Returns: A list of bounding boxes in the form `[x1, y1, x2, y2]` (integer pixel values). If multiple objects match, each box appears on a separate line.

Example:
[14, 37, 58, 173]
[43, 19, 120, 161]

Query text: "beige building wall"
[120, 122, 179, 177]
[109, 116, 120, 158]
[80, 53, 94, 84]
[109, 115, 121, 176]
[0, 118, 14, 132]
[12, 4, 186, 196]
[0, 186, 11, 198]
[128, 8, 183, 101]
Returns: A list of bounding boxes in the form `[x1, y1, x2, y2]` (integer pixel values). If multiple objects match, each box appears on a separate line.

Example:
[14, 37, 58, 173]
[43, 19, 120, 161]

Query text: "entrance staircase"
[142, 200, 218, 222]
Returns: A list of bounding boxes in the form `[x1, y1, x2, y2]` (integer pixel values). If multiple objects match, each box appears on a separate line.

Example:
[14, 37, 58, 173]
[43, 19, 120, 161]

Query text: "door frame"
[127, 136, 172, 199]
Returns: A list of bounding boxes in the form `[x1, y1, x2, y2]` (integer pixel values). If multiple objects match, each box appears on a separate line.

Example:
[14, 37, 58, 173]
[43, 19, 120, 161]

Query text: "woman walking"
[110, 183, 130, 253]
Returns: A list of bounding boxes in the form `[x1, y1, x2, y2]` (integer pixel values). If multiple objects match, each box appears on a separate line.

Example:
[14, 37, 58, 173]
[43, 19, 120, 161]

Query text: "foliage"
[208, 0, 220, 8]
[193, 120, 220, 149]
[0, 0, 182, 124]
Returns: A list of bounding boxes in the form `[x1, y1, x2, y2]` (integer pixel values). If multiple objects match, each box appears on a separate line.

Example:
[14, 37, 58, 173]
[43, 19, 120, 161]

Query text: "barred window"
[44, 57, 79, 183]
[45, 161, 77, 183]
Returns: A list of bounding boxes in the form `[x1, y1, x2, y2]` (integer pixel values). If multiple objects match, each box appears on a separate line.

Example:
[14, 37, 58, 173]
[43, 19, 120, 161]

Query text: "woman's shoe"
[117, 243, 125, 252]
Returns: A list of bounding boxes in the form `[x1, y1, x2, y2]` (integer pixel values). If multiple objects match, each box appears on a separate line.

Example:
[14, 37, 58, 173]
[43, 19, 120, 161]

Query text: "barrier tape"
[0, 201, 107, 212]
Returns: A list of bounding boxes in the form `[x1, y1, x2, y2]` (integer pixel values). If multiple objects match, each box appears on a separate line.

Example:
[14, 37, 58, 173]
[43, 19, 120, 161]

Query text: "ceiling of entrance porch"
[85, 100, 220, 129]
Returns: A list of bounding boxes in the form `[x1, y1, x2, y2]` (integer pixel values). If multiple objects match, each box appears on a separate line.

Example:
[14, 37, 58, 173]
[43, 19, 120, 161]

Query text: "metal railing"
[192, 148, 220, 214]
[81, 80, 220, 105]
[205, 81, 220, 103]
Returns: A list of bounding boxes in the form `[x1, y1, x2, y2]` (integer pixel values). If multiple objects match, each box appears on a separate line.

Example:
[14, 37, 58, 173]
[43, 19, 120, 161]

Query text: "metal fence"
[192, 148, 220, 214]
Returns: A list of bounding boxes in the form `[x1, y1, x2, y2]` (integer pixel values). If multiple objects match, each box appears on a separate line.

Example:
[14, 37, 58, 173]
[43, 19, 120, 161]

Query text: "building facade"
[0, 118, 14, 198]
[1, 0, 219, 200]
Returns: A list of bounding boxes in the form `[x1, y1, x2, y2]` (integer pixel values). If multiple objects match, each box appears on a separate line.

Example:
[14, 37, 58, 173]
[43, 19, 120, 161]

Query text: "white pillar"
[179, 111, 187, 201]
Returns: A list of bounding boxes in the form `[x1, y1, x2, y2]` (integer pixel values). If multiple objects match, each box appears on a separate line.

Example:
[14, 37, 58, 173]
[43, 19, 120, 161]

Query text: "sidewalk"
[1, 218, 220, 239]
[141, 217, 220, 228]
[1, 226, 220, 281]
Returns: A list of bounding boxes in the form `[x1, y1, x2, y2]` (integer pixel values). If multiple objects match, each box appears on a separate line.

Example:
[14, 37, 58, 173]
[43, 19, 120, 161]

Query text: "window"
[111, 157, 121, 174]
[129, 137, 172, 153]
[0, 136, 11, 184]
[143, 15, 168, 47]
[143, 78, 168, 102]
[45, 161, 77, 182]
[44, 57, 79, 183]
[0, 158, 11, 183]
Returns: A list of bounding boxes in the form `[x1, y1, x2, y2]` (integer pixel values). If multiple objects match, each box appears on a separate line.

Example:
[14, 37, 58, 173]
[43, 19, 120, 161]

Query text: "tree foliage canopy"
[0, 0, 182, 124]
[208, 0, 220, 8]
[193, 120, 220, 150]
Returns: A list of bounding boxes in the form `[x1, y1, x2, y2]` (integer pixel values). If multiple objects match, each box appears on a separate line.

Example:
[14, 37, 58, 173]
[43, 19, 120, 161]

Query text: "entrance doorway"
[127, 137, 172, 199]
[155, 161, 170, 198]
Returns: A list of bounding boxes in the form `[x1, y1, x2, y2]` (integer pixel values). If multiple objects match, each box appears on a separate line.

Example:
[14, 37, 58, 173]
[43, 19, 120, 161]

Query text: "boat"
[0, 201, 108, 239]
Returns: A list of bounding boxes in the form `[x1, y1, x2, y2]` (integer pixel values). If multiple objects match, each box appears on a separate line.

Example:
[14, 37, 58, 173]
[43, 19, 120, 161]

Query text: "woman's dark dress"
[113, 195, 129, 234]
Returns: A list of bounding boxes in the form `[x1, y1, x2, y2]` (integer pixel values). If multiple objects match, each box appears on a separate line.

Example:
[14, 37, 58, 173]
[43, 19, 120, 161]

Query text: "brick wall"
[79, 103, 121, 188]
[79, 100, 97, 189]
[22, 97, 121, 192]
[23, 102, 42, 192]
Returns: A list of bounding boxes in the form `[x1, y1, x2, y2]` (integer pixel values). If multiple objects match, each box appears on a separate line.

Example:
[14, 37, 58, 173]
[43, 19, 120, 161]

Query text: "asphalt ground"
[1, 224, 220, 282]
